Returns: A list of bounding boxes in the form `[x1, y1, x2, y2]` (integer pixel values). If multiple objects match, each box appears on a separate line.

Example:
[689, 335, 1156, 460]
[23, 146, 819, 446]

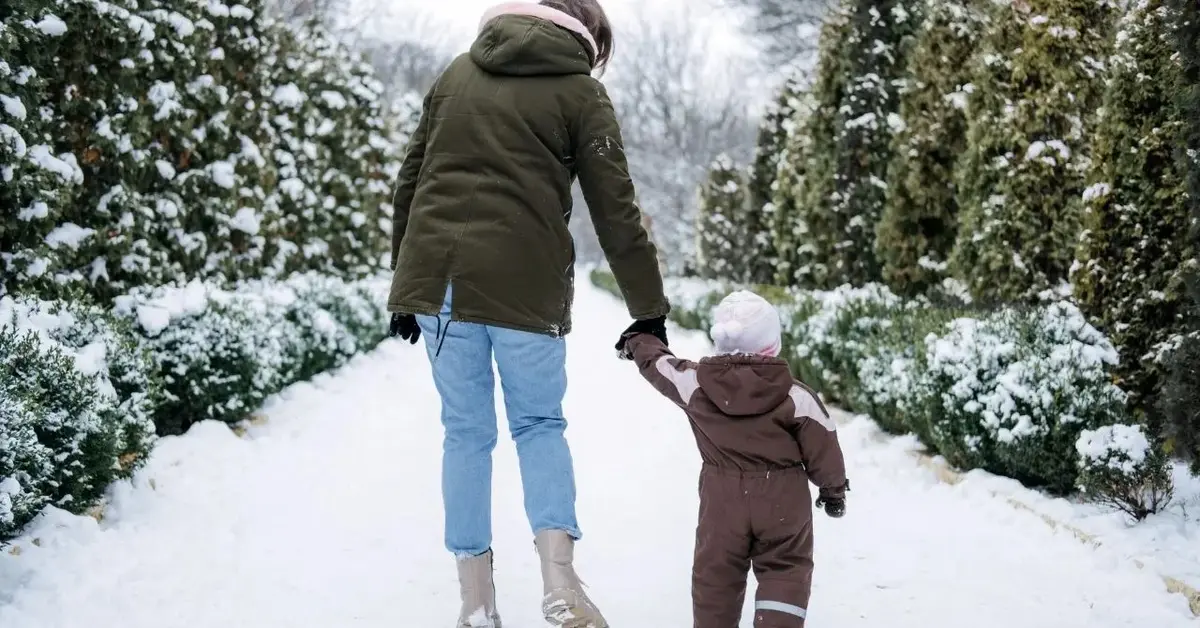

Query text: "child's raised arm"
[625, 333, 699, 408]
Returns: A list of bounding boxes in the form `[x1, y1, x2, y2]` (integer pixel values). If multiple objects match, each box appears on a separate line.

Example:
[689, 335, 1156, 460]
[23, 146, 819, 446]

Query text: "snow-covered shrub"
[0, 0, 405, 303]
[1076, 423, 1173, 520]
[949, 0, 1118, 303]
[792, 285, 904, 402]
[923, 302, 1138, 494]
[1073, 0, 1194, 424]
[114, 273, 388, 435]
[876, 0, 990, 295]
[0, 297, 158, 540]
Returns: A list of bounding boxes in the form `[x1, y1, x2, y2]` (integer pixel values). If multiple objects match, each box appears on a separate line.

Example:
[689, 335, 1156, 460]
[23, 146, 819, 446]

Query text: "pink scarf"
[479, 2, 598, 63]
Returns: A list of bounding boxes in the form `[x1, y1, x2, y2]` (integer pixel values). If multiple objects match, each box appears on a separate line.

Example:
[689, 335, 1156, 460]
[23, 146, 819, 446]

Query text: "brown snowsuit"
[626, 334, 848, 628]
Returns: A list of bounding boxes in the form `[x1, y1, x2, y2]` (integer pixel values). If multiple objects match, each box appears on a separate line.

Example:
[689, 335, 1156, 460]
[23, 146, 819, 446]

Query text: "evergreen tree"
[0, 0, 404, 302]
[876, 0, 990, 296]
[1073, 0, 1193, 425]
[695, 155, 750, 280]
[769, 88, 817, 286]
[1161, 0, 1200, 471]
[795, 0, 921, 290]
[949, 0, 1118, 304]
[745, 73, 805, 285]
[779, 7, 850, 288]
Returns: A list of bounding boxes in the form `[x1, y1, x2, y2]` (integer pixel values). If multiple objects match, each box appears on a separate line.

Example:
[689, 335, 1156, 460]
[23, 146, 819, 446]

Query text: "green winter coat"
[387, 14, 670, 336]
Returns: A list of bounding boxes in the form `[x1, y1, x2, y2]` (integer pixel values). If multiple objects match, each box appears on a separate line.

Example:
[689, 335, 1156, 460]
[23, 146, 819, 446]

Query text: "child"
[618, 290, 849, 628]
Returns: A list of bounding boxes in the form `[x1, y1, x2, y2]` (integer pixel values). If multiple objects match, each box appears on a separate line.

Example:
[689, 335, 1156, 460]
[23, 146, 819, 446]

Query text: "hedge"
[0, 272, 389, 540]
[1, 0, 408, 303]
[591, 268, 1174, 520]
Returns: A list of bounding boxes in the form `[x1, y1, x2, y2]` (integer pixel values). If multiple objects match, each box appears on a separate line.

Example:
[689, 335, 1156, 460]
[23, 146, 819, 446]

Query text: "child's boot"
[456, 549, 502, 627]
[535, 530, 608, 627]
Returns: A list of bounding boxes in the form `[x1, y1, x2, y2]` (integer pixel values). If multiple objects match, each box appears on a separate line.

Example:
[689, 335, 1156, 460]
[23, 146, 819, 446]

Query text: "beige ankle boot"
[535, 530, 608, 628]
[456, 550, 502, 627]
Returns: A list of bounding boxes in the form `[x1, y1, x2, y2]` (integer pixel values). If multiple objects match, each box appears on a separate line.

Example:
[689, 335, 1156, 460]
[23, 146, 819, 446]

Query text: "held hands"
[389, 313, 421, 344]
[615, 316, 668, 360]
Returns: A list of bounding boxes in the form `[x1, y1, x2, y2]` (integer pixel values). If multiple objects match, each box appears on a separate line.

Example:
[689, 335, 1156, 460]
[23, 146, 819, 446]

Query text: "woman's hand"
[389, 313, 421, 344]
[614, 316, 667, 359]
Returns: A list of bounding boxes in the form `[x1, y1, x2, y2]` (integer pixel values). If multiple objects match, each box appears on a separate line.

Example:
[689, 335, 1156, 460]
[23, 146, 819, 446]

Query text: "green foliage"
[949, 0, 1118, 303]
[0, 0, 404, 303]
[1073, 0, 1194, 429]
[0, 298, 157, 540]
[876, 0, 990, 295]
[791, 0, 921, 290]
[695, 155, 751, 281]
[0, 273, 389, 540]
[1160, 333, 1200, 473]
[769, 88, 816, 287]
[1159, 0, 1200, 472]
[745, 74, 805, 284]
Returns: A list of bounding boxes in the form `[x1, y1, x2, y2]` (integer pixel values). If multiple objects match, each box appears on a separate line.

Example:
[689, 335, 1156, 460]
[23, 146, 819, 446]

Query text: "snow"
[28, 145, 82, 183]
[155, 160, 176, 180]
[43, 223, 96, 250]
[0, 283, 1195, 626]
[272, 84, 306, 109]
[147, 82, 182, 121]
[33, 15, 68, 37]
[319, 90, 348, 110]
[17, 202, 48, 221]
[1077, 424, 1150, 473]
[228, 207, 261, 235]
[1, 95, 27, 121]
[209, 160, 236, 189]
[165, 11, 196, 37]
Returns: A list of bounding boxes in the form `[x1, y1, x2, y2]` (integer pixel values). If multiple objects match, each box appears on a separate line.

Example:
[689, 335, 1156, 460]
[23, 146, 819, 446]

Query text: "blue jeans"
[417, 286, 580, 557]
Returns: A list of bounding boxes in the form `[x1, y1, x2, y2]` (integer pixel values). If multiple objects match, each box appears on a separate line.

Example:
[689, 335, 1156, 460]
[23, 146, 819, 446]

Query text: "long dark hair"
[539, 0, 614, 71]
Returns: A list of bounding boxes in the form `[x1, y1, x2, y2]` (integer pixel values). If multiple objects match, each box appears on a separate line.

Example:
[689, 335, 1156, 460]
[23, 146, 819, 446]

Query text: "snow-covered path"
[0, 283, 1195, 627]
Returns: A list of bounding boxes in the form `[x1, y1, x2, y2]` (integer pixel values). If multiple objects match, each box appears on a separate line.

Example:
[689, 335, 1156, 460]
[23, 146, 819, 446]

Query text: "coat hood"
[696, 354, 794, 417]
[471, 4, 595, 77]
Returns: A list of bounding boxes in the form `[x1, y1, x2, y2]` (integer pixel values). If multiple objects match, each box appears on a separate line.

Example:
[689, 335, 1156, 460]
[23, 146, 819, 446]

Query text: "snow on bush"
[922, 302, 1131, 494]
[0, 297, 157, 540]
[0, 273, 389, 540]
[591, 269, 1175, 516]
[112, 272, 389, 435]
[0, 0, 407, 303]
[1076, 424, 1174, 520]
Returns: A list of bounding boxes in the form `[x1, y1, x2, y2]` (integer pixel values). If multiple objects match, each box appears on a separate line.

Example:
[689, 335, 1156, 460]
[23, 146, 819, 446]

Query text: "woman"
[385, 2, 671, 626]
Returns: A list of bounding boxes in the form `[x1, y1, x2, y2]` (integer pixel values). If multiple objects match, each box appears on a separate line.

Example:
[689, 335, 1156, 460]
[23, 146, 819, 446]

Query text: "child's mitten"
[816, 495, 845, 518]
[815, 479, 849, 518]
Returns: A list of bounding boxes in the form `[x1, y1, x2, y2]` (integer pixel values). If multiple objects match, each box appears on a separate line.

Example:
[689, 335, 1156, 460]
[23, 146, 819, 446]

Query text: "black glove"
[615, 316, 668, 359]
[389, 313, 421, 344]
[815, 495, 845, 518]
[815, 479, 849, 518]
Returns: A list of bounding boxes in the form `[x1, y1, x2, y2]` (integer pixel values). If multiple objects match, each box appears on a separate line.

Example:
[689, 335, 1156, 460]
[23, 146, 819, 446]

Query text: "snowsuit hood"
[471, 10, 595, 77]
[696, 354, 794, 417]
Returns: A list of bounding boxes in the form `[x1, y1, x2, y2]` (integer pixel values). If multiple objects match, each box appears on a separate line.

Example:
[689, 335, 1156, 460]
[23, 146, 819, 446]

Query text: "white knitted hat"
[709, 291, 783, 357]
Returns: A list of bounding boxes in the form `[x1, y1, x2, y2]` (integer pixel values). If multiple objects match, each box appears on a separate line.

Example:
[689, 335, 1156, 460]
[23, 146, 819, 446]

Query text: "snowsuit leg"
[749, 468, 813, 627]
[692, 467, 751, 628]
